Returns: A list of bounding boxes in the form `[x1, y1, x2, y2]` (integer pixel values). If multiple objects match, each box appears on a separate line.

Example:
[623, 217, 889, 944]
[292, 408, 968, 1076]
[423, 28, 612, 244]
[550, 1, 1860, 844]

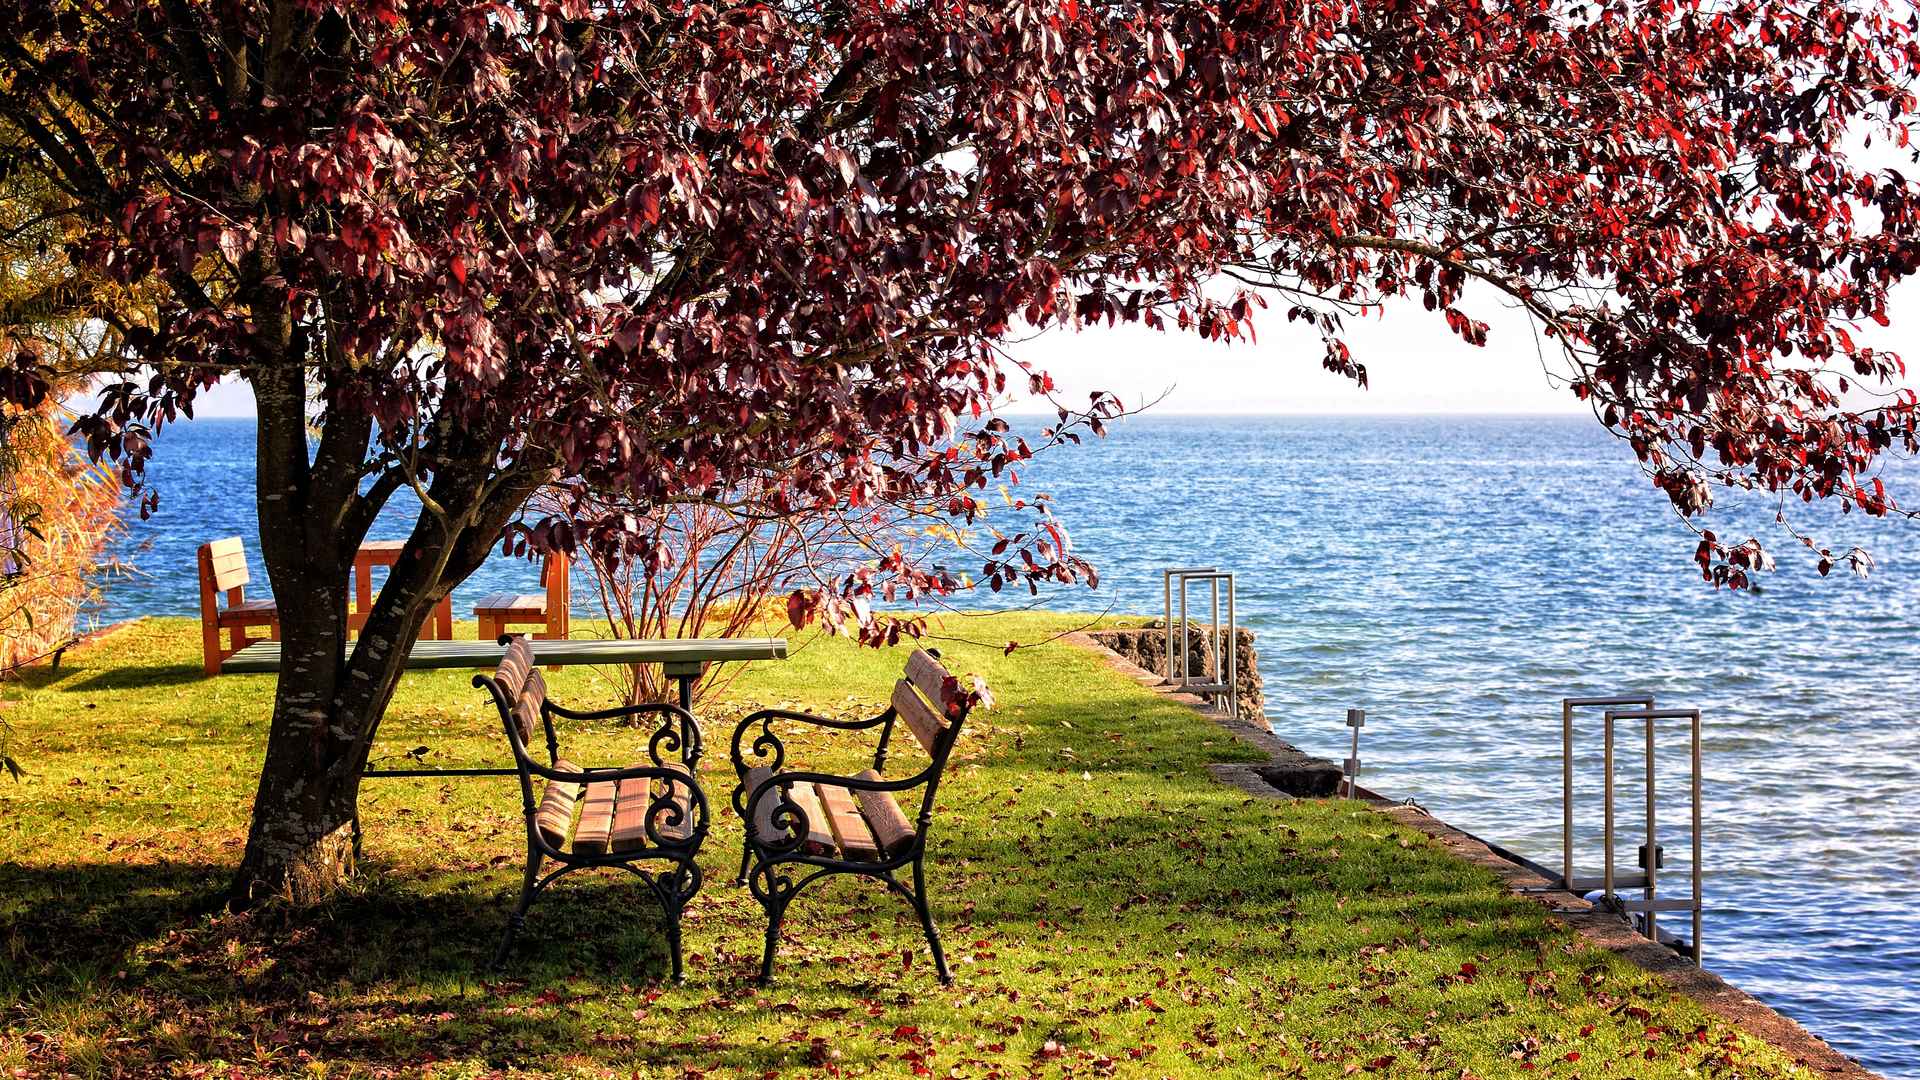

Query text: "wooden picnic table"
[221, 635, 789, 777]
[351, 540, 454, 640]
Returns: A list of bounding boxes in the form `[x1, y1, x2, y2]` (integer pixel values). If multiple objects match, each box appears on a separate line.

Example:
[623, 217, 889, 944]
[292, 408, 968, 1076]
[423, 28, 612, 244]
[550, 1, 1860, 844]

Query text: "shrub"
[0, 396, 120, 681]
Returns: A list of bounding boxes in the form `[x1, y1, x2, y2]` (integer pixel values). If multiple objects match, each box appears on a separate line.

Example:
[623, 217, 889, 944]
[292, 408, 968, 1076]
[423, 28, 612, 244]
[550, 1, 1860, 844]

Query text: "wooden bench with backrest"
[729, 647, 985, 984]
[474, 549, 569, 645]
[197, 537, 278, 676]
[474, 635, 708, 981]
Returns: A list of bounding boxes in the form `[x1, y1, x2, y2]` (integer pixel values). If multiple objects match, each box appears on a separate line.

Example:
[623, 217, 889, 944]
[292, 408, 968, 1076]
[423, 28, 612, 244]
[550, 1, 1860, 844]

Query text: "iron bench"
[730, 647, 985, 984]
[475, 636, 710, 981]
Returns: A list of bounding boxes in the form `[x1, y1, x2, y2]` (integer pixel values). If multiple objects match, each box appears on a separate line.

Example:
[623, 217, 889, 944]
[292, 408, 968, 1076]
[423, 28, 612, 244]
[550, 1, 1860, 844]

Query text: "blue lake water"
[96, 415, 1920, 1075]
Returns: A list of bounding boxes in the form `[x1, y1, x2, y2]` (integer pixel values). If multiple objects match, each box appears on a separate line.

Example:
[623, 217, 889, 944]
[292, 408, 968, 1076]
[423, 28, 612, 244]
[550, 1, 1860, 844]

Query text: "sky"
[1011, 286, 1582, 416]
[177, 279, 1916, 419]
[170, 288, 1604, 419]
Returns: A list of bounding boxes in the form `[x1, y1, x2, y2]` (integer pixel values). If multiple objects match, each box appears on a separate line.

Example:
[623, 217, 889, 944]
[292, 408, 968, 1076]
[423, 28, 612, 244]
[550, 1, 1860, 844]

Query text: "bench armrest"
[546, 700, 701, 767]
[729, 708, 893, 777]
[523, 758, 699, 787]
[746, 766, 932, 803]
[545, 700, 687, 724]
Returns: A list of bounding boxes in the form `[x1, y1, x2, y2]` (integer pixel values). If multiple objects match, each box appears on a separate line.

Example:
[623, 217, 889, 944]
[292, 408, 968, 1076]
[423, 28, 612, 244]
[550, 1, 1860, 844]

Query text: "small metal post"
[1344, 708, 1365, 798]
[1603, 711, 1616, 901]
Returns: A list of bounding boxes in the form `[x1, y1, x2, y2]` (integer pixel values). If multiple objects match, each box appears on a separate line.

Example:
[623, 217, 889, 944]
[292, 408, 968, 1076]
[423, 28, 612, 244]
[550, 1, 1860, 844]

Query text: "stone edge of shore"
[1060, 628, 1881, 1080]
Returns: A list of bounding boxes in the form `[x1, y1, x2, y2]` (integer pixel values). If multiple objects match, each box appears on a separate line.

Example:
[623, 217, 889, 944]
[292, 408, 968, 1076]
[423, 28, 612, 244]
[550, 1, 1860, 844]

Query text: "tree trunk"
[226, 577, 431, 906]
[227, 361, 396, 906]
[225, 365, 547, 906]
[227, 517, 493, 905]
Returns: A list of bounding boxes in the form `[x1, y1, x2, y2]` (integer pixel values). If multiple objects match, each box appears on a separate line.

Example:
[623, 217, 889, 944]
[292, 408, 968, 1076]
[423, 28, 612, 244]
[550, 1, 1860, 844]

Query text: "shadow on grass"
[56, 662, 208, 693]
[0, 858, 226, 984]
[0, 858, 727, 1072]
[0, 856, 680, 997]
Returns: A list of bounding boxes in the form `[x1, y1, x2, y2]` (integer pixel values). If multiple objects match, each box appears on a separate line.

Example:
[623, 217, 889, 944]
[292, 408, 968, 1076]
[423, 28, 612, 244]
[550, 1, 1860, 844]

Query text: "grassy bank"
[1, 616, 1811, 1078]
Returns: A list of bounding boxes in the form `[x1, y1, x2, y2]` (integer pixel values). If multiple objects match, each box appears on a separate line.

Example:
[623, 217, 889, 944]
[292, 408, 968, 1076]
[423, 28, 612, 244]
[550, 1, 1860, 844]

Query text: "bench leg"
[629, 861, 695, 984]
[735, 838, 752, 886]
[493, 850, 541, 969]
[911, 859, 951, 985]
[665, 901, 685, 984]
[202, 619, 223, 676]
[758, 894, 791, 984]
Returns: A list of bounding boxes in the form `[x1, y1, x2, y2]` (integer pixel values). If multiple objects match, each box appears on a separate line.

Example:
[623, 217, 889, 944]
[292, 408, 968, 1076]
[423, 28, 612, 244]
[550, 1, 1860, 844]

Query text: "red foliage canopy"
[6, 0, 1919, 603]
[9, 0, 1920, 899]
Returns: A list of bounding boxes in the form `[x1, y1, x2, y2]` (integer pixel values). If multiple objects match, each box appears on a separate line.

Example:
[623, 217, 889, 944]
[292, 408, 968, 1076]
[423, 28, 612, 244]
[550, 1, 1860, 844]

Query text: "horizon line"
[168, 408, 1594, 421]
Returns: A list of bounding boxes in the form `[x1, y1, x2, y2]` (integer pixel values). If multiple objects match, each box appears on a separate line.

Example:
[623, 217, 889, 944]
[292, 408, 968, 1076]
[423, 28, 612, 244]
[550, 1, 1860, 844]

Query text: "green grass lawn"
[1, 616, 1811, 1078]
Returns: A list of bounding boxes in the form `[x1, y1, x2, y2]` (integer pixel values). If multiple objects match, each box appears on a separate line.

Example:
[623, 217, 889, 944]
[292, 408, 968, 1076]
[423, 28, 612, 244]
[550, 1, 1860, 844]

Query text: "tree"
[0, 0, 1915, 903]
[0, 144, 124, 732]
[0, 390, 121, 677]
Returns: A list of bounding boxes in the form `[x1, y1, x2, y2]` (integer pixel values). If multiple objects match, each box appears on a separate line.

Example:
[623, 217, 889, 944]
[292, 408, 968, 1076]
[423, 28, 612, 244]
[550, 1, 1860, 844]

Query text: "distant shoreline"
[135, 410, 1599, 424]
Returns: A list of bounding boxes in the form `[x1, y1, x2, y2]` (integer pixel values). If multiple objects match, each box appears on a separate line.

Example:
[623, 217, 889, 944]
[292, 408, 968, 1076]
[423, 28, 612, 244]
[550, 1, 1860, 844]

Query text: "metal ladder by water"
[1554, 696, 1706, 963]
[1161, 567, 1238, 721]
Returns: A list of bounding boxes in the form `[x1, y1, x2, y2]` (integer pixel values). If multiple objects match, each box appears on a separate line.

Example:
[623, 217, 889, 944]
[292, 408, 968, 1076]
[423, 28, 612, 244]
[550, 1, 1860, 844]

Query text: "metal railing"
[1559, 695, 1656, 892]
[1603, 706, 1705, 965]
[1550, 693, 1705, 965]
[1160, 567, 1237, 721]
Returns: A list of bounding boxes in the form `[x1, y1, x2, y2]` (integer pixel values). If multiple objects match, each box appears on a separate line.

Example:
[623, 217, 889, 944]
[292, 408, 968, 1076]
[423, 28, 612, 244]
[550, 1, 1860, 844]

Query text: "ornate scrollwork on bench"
[475, 635, 711, 983]
[728, 648, 979, 984]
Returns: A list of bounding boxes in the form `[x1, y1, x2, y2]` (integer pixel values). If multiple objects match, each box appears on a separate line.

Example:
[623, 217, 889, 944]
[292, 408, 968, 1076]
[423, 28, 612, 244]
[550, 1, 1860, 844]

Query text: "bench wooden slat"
[787, 782, 836, 855]
[204, 538, 251, 592]
[507, 670, 548, 746]
[816, 782, 880, 861]
[903, 649, 952, 715]
[573, 778, 617, 855]
[603, 764, 696, 850]
[744, 766, 781, 846]
[492, 638, 534, 701]
[210, 552, 250, 588]
[535, 762, 581, 848]
[215, 604, 277, 627]
[510, 696, 540, 747]
[610, 776, 652, 852]
[475, 592, 548, 615]
[853, 770, 916, 857]
[891, 678, 944, 753]
[651, 763, 695, 845]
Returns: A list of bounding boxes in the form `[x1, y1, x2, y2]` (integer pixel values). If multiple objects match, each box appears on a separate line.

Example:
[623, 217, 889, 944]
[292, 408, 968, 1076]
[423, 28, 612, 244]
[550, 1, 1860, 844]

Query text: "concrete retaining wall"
[1087, 622, 1264, 721]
